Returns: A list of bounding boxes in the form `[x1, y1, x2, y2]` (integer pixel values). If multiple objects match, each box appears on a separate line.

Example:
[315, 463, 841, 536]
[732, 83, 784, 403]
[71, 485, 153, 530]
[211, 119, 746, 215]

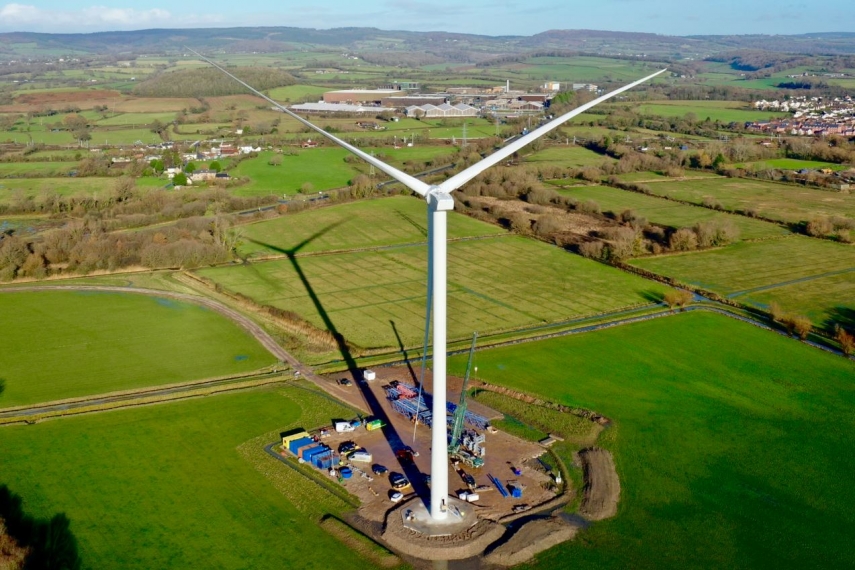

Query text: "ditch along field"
[449, 311, 855, 569]
[237, 195, 505, 258]
[556, 185, 790, 240]
[0, 385, 381, 570]
[0, 290, 275, 407]
[639, 175, 855, 224]
[630, 235, 855, 325]
[197, 232, 668, 362]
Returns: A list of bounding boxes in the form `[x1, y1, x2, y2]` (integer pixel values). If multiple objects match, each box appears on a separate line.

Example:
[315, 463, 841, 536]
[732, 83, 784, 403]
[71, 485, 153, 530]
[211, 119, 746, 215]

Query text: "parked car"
[390, 473, 411, 490]
[372, 464, 389, 476]
[340, 378, 352, 386]
[338, 441, 356, 455]
[389, 491, 404, 503]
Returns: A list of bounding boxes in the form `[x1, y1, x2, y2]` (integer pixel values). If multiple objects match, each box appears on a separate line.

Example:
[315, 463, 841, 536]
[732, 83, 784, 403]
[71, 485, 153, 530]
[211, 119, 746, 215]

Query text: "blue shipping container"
[304, 446, 331, 462]
[289, 437, 315, 455]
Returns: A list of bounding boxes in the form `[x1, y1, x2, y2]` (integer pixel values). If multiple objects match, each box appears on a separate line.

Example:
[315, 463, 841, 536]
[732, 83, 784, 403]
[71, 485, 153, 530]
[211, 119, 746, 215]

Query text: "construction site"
[273, 359, 598, 565]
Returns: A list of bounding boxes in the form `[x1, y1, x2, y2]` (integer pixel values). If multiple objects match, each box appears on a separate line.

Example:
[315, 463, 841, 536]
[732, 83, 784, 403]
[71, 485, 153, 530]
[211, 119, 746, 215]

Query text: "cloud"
[0, 4, 181, 31]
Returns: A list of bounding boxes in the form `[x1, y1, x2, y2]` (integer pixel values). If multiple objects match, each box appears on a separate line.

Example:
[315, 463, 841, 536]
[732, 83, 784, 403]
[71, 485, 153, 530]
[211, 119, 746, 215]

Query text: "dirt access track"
[578, 447, 620, 520]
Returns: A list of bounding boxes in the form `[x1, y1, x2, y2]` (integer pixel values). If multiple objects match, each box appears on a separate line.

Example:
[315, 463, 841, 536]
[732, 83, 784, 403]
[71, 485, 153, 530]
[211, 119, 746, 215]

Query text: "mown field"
[736, 158, 848, 171]
[630, 100, 789, 123]
[524, 145, 615, 168]
[0, 290, 275, 406]
[198, 234, 668, 358]
[557, 185, 789, 240]
[229, 149, 360, 196]
[0, 386, 376, 569]
[0, 161, 77, 177]
[0, 176, 168, 203]
[449, 312, 855, 569]
[237, 196, 504, 257]
[630, 236, 855, 324]
[640, 176, 855, 223]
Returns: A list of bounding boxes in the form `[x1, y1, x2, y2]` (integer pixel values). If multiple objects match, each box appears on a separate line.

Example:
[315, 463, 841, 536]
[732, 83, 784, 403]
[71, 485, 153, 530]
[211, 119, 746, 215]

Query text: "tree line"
[132, 67, 295, 98]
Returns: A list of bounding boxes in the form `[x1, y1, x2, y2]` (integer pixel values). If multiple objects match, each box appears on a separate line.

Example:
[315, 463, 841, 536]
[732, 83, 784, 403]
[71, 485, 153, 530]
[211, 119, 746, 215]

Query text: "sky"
[0, 0, 852, 37]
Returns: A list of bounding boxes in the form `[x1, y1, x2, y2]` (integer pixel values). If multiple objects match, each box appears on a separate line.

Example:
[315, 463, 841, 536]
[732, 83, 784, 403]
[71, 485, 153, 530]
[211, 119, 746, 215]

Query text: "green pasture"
[631, 101, 788, 123]
[736, 158, 848, 171]
[511, 56, 655, 82]
[0, 177, 117, 202]
[631, 236, 855, 324]
[641, 176, 855, 224]
[524, 145, 615, 168]
[268, 84, 329, 102]
[238, 196, 502, 257]
[557, 186, 789, 240]
[0, 387, 374, 569]
[197, 235, 667, 359]
[0, 129, 74, 145]
[95, 112, 177, 126]
[0, 161, 77, 177]
[229, 149, 360, 196]
[449, 312, 855, 569]
[0, 290, 275, 406]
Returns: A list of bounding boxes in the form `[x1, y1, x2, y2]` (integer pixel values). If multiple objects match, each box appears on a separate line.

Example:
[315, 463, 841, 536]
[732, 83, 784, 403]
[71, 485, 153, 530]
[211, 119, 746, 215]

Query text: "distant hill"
[1, 27, 855, 60]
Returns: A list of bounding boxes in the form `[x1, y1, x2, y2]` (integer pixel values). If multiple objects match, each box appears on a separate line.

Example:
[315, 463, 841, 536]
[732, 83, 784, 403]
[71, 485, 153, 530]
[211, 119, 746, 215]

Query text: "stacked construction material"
[384, 381, 491, 431]
[385, 382, 433, 426]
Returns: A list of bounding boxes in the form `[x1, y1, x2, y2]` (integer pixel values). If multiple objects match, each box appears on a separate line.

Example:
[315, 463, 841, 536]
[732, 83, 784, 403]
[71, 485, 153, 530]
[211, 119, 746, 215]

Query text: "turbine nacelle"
[427, 188, 455, 211]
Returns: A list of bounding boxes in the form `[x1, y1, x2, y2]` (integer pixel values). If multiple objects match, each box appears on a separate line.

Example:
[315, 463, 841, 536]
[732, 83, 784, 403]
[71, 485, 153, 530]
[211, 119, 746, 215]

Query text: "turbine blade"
[189, 48, 432, 197]
[438, 69, 668, 193]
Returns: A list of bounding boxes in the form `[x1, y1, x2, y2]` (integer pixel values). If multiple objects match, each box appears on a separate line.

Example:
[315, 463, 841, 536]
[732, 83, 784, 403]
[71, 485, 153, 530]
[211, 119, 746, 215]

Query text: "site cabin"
[363, 369, 377, 382]
[457, 491, 480, 502]
[365, 419, 385, 431]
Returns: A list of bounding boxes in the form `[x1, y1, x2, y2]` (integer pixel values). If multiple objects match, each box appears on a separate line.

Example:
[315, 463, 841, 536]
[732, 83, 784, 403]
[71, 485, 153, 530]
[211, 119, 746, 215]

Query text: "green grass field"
[630, 236, 855, 324]
[95, 112, 177, 126]
[0, 290, 275, 406]
[0, 177, 118, 202]
[0, 161, 77, 177]
[0, 386, 376, 569]
[449, 312, 855, 569]
[524, 145, 615, 168]
[736, 158, 848, 171]
[557, 186, 789, 240]
[237, 196, 504, 257]
[631, 100, 789, 123]
[640, 176, 855, 224]
[268, 84, 329, 102]
[198, 235, 667, 358]
[229, 149, 360, 196]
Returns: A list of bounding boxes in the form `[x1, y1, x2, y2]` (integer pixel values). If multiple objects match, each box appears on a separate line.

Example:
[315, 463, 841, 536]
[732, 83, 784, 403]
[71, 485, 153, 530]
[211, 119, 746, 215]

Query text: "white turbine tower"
[192, 49, 665, 521]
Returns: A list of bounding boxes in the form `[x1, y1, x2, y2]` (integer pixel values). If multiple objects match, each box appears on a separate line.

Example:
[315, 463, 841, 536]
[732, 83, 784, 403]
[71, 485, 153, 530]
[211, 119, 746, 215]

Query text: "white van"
[349, 451, 373, 463]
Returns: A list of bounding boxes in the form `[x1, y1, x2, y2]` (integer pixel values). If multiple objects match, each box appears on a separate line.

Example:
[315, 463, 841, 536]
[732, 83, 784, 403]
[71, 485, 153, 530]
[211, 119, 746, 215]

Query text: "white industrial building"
[405, 103, 479, 118]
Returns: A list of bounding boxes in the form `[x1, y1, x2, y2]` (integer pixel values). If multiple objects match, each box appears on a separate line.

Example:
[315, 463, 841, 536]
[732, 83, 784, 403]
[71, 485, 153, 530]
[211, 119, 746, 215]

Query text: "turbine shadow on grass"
[245, 234, 429, 501]
[390, 320, 418, 385]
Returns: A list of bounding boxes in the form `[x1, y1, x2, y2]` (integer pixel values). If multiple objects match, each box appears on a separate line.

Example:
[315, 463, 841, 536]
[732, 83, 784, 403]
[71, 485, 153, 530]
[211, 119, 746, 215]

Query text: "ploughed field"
[449, 311, 855, 569]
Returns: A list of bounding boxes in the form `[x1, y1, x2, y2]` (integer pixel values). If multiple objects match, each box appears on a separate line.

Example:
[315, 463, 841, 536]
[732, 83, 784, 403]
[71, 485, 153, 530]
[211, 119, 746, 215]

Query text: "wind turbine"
[191, 48, 665, 521]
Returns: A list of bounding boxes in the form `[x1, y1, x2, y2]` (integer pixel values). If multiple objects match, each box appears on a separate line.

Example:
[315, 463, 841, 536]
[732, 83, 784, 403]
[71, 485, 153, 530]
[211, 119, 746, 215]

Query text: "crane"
[448, 331, 477, 454]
